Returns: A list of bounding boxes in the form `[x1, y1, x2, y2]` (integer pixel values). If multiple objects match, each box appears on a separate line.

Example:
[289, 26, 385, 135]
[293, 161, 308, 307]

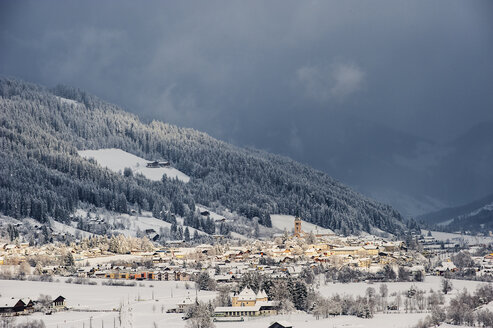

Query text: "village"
[1, 217, 493, 327]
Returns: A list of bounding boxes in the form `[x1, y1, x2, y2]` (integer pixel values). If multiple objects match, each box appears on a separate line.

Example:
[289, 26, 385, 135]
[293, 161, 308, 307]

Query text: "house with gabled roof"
[0, 298, 30, 315]
[214, 287, 277, 318]
[52, 296, 66, 311]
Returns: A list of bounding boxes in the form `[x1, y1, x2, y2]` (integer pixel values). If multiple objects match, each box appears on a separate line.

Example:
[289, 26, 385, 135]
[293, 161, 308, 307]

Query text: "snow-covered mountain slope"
[78, 148, 190, 183]
[82, 209, 206, 238]
[0, 77, 405, 235]
[270, 214, 333, 235]
[468, 202, 493, 217]
[419, 193, 493, 233]
[0, 215, 94, 241]
[447, 205, 493, 233]
[196, 205, 230, 222]
[49, 218, 95, 238]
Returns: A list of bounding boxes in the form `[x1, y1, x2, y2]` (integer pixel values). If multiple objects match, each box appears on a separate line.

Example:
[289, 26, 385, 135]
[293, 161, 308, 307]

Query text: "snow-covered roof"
[237, 287, 256, 301]
[436, 261, 457, 271]
[332, 246, 362, 251]
[0, 297, 23, 308]
[270, 321, 293, 328]
[256, 290, 268, 299]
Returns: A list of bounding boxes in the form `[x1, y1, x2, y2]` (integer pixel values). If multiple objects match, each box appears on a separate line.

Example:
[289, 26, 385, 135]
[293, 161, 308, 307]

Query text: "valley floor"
[0, 279, 215, 328]
[1, 276, 487, 328]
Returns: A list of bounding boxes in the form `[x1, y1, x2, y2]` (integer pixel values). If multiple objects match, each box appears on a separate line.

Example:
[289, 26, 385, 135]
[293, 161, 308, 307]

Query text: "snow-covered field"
[270, 214, 333, 235]
[196, 206, 227, 222]
[422, 229, 493, 245]
[2, 276, 486, 328]
[0, 215, 94, 239]
[318, 275, 487, 301]
[223, 312, 428, 328]
[108, 211, 206, 238]
[56, 96, 79, 106]
[0, 279, 215, 328]
[49, 219, 94, 238]
[70, 208, 208, 240]
[310, 276, 487, 328]
[78, 148, 190, 183]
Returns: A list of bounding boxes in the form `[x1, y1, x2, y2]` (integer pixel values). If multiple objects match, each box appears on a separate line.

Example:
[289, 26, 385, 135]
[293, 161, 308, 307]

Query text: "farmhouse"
[0, 299, 28, 315]
[167, 297, 195, 313]
[177, 297, 195, 313]
[146, 161, 170, 168]
[435, 261, 457, 275]
[0, 298, 37, 316]
[52, 296, 66, 311]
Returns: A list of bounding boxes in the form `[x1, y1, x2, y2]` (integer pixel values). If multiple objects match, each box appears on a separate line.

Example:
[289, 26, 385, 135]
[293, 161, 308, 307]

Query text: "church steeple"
[294, 217, 302, 237]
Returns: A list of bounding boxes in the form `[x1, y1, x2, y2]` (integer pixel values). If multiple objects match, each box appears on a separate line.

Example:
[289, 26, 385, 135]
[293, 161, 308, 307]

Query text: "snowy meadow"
[1, 276, 490, 328]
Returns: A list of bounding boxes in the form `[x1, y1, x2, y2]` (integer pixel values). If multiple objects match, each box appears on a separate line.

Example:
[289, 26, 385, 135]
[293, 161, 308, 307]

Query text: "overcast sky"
[1, 0, 492, 149]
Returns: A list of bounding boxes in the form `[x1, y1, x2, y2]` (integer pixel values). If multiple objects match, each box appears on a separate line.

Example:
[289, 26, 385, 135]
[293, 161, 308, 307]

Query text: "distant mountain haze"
[418, 192, 493, 233]
[229, 107, 493, 217]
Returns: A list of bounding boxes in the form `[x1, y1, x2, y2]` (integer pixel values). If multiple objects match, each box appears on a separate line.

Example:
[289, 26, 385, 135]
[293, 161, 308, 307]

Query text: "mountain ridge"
[418, 192, 493, 233]
[0, 76, 405, 236]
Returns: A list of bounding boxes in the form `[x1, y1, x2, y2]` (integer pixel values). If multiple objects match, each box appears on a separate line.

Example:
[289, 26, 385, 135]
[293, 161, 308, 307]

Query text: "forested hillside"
[419, 193, 493, 233]
[0, 77, 404, 235]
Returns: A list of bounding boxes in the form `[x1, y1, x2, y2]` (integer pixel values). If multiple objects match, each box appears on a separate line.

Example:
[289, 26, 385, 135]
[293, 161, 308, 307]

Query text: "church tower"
[294, 217, 302, 237]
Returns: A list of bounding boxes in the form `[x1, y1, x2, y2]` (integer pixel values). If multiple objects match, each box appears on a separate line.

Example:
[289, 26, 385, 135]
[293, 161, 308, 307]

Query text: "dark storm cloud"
[2, 0, 493, 214]
[2, 0, 491, 140]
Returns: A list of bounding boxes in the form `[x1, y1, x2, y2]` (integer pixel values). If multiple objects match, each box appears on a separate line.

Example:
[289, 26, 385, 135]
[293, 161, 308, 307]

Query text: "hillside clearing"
[78, 148, 190, 183]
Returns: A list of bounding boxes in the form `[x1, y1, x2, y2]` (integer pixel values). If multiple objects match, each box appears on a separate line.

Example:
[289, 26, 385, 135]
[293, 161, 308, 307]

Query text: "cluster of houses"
[1, 218, 416, 280]
[75, 265, 195, 281]
[3, 219, 493, 293]
[54, 240, 417, 284]
[0, 296, 65, 317]
[432, 252, 493, 277]
[2, 219, 493, 283]
[0, 218, 443, 283]
[0, 241, 69, 267]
